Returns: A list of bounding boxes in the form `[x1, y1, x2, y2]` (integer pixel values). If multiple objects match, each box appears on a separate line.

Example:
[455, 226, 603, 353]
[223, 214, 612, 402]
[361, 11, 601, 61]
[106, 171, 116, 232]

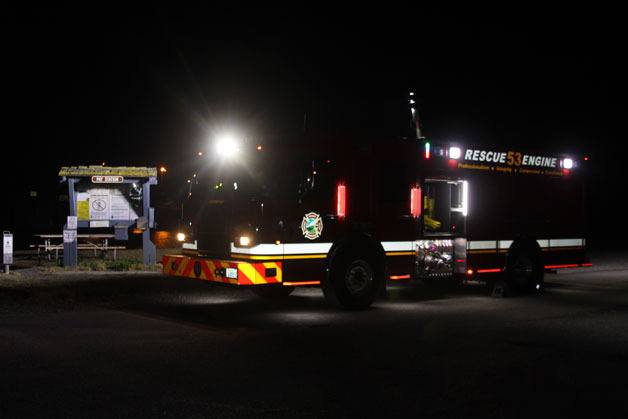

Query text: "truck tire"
[506, 242, 544, 294]
[323, 249, 384, 309]
[250, 285, 295, 300]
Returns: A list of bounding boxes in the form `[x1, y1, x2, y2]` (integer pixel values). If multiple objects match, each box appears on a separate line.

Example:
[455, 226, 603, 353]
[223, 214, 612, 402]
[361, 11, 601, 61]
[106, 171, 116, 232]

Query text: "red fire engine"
[162, 135, 589, 309]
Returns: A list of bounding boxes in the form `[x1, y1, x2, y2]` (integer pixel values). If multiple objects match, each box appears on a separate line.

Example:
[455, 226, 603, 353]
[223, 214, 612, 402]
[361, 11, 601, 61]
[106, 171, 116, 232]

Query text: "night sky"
[4, 6, 624, 245]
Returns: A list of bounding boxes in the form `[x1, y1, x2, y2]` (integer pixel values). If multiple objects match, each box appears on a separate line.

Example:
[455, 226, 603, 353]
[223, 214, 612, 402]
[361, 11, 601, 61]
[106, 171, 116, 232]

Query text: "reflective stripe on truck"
[162, 255, 282, 285]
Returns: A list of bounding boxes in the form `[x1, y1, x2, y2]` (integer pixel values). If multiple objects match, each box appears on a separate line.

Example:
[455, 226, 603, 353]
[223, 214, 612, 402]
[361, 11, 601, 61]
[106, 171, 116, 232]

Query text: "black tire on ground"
[506, 243, 544, 295]
[250, 285, 295, 300]
[322, 250, 384, 309]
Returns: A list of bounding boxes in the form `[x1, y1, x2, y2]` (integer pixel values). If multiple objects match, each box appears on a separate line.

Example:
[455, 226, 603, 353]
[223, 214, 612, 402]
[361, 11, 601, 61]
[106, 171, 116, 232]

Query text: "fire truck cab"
[163, 138, 589, 309]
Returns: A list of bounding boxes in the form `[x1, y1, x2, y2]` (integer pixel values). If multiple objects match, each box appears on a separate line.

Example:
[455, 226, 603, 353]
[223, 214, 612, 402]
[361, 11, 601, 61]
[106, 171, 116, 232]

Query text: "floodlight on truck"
[462, 180, 469, 216]
[449, 146, 462, 160]
[562, 158, 574, 169]
[215, 133, 240, 159]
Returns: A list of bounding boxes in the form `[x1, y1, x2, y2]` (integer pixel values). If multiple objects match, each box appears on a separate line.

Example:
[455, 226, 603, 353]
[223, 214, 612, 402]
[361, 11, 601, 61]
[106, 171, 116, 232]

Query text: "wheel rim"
[345, 260, 373, 295]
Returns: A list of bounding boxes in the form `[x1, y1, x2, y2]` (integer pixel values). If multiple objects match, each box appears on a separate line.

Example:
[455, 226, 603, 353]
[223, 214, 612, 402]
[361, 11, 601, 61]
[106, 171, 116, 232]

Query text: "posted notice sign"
[86, 188, 138, 222]
[3, 232, 13, 265]
[67, 216, 78, 230]
[63, 230, 77, 244]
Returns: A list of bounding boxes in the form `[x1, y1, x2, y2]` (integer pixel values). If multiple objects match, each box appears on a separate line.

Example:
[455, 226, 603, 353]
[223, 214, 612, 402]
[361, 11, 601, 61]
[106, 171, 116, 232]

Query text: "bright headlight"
[239, 236, 251, 247]
[176, 232, 186, 242]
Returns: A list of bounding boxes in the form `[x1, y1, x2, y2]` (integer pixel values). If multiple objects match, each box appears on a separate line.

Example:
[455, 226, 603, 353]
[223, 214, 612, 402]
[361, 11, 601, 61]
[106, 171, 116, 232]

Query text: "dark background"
[3, 6, 623, 247]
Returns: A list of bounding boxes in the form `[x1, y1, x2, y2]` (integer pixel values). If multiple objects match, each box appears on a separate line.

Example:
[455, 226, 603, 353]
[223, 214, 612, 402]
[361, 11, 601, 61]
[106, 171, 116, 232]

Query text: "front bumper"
[162, 255, 282, 285]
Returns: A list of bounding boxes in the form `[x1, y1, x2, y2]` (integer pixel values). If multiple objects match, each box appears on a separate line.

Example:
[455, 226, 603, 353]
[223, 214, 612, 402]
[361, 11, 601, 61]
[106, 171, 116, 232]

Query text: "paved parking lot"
[1, 255, 627, 418]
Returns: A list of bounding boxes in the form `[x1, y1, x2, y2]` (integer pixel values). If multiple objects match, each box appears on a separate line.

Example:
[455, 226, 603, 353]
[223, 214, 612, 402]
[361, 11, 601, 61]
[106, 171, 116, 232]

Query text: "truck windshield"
[184, 149, 337, 221]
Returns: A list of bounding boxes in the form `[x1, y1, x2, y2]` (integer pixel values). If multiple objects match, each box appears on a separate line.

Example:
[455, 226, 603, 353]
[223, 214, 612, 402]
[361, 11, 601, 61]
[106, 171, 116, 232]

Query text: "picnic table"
[31, 234, 126, 261]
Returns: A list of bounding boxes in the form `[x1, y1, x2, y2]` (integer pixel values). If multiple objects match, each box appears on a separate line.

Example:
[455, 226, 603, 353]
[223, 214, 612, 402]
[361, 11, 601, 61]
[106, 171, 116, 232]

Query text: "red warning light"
[583, 155, 589, 161]
[410, 187, 421, 218]
[336, 184, 346, 218]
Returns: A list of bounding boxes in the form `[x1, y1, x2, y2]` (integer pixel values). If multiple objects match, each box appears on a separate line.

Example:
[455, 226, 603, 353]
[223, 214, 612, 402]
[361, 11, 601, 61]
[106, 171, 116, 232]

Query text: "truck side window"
[297, 160, 336, 206]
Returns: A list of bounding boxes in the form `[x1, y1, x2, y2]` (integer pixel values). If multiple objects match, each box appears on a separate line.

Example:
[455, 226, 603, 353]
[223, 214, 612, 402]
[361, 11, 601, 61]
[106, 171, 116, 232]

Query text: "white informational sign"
[84, 188, 138, 223]
[110, 190, 131, 220]
[63, 230, 77, 244]
[3, 232, 13, 265]
[67, 216, 78, 230]
[89, 190, 111, 220]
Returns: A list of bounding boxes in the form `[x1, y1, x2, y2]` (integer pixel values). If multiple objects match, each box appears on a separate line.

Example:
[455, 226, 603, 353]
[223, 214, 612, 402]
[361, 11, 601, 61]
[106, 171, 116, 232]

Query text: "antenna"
[408, 91, 424, 140]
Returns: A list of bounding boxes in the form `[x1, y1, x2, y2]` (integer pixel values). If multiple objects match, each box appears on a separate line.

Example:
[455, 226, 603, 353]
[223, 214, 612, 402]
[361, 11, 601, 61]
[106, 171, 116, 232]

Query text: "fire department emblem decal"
[301, 212, 323, 240]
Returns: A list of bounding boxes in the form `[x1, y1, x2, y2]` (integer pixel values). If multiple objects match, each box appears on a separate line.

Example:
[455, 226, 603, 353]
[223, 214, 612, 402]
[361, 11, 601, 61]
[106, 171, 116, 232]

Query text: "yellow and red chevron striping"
[162, 255, 282, 286]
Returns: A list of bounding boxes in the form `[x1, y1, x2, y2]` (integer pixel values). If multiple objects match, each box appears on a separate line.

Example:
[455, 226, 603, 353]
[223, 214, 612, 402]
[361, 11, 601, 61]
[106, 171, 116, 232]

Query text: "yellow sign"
[77, 200, 89, 221]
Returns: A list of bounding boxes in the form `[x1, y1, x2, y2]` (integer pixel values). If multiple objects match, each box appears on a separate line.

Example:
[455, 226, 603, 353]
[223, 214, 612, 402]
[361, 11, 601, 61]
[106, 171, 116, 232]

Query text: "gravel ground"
[1, 247, 627, 418]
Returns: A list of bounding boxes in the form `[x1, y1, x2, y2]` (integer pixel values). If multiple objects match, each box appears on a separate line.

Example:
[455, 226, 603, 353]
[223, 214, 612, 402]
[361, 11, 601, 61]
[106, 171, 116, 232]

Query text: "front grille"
[196, 232, 231, 258]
